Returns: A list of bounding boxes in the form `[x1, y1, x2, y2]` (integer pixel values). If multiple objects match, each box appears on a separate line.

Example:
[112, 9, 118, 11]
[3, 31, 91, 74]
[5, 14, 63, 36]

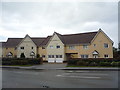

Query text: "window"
[69, 46, 75, 50]
[21, 47, 24, 49]
[42, 47, 45, 49]
[60, 55, 62, 58]
[31, 47, 33, 49]
[81, 55, 89, 58]
[56, 55, 62, 58]
[48, 55, 54, 58]
[56, 45, 60, 49]
[48, 55, 51, 58]
[42, 55, 45, 58]
[93, 44, 96, 47]
[50, 45, 54, 49]
[104, 43, 109, 48]
[104, 54, 109, 58]
[56, 55, 58, 58]
[83, 45, 88, 49]
[52, 55, 54, 58]
[15, 47, 17, 50]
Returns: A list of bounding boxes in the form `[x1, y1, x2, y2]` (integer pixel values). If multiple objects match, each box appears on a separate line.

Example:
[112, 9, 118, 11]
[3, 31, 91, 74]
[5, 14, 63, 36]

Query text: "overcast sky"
[0, 0, 118, 48]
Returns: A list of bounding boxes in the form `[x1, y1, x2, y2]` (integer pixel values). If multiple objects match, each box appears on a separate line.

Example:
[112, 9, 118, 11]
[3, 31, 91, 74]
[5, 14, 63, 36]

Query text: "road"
[2, 68, 118, 88]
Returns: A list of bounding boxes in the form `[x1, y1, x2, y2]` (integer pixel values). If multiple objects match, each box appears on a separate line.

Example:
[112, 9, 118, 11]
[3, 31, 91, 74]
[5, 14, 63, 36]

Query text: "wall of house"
[2, 47, 17, 57]
[38, 47, 47, 61]
[64, 31, 113, 58]
[89, 31, 113, 58]
[17, 36, 37, 58]
[46, 33, 65, 61]
[0, 43, 2, 58]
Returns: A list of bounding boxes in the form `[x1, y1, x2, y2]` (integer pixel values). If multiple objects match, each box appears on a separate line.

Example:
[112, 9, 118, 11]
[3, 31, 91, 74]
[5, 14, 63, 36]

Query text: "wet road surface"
[2, 68, 118, 88]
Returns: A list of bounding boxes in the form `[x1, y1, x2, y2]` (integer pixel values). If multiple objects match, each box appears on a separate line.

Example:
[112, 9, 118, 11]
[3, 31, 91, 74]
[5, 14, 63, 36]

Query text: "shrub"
[76, 61, 89, 66]
[2, 58, 43, 65]
[89, 62, 98, 66]
[67, 58, 120, 67]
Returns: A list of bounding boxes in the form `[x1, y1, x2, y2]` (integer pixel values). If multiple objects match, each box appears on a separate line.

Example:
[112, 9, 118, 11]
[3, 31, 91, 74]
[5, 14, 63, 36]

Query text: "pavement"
[0, 63, 119, 71]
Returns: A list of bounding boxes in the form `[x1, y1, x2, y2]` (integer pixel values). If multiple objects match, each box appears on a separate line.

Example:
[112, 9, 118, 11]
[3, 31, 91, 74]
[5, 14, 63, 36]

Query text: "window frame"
[81, 54, 89, 58]
[50, 45, 54, 49]
[104, 54, 109, 58]
[104, 43, 109, 48]
[69, 46, 75, 50]
[56, 45, 60, 49]
[20, 47, 24, 50]
[83, 45, 88, 49]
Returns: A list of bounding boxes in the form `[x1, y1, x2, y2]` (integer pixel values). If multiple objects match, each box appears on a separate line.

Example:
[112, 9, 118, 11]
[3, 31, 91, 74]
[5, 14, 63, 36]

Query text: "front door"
[93, 55, 98, 58]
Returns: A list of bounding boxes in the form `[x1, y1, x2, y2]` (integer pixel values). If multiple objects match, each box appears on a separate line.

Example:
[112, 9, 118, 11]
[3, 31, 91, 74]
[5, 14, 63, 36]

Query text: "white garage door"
[48, 55, 63, 63]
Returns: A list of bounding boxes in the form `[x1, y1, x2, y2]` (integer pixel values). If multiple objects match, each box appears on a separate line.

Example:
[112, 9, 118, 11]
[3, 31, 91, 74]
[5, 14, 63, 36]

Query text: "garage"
[48, 55, 63, 63]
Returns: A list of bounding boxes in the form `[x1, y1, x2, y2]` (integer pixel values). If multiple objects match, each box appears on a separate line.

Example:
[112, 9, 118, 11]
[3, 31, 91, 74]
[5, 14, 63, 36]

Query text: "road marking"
[57, 75, 101, 79]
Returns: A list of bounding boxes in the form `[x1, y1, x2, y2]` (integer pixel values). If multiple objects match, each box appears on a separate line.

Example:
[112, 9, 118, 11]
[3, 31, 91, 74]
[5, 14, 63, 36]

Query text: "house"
[0, 29, 113, 63]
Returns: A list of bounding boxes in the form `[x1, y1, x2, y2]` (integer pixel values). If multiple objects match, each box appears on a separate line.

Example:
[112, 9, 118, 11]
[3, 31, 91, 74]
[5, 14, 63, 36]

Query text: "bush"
[2, 58, 43, 65]
[67, 58, 120, 67]
[76, 61, 89, 66]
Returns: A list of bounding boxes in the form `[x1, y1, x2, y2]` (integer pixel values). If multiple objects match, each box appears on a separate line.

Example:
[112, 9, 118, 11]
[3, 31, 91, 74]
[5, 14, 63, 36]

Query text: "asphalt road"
[2, 68, 118, 88]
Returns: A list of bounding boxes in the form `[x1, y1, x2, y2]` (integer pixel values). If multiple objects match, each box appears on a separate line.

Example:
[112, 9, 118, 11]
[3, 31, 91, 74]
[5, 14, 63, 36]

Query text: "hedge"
[67, 58, 120, 67]
[2, 58, 43, 65]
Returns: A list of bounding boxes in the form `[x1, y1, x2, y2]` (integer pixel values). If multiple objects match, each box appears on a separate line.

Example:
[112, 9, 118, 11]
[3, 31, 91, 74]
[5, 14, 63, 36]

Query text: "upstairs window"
[104, 43, 109, 48]
[20, 47, 24, 50]
[93, 44, 96, 47]
[69, 46, 75, 50]
[14, 47, 17, 50]
[42, 47, 45, 49]
[50, 45, 54, 49]
[56, 45, 60, 49]
[83, 45, 88, 49]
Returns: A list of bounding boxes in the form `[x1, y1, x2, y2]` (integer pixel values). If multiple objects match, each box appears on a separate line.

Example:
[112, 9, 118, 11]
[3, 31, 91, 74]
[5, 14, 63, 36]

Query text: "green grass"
[66, 65, 119, 67]
[1, 65, 33, 67]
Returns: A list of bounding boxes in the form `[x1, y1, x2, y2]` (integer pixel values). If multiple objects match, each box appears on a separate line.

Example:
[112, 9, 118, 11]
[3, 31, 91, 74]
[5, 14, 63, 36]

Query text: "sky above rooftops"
[0, 0, 119, 48]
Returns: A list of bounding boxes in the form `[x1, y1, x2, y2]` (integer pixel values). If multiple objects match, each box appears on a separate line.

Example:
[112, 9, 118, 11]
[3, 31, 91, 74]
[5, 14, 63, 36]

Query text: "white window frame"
[83, 45, 88, 49]
[104, 43, 109, 48]
[104, 54, 109, 58]
[93, 44, 96, 47]
[20, 46, 24, 50]
[50, 45, 54, 49]
[81, 54, 89, 58]
[69, 46, 75, 50]
[56, 45, 60, 49]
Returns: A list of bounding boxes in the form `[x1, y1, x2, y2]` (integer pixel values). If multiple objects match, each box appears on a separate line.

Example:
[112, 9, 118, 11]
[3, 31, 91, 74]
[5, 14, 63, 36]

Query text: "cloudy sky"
[0, 0, 118, 47]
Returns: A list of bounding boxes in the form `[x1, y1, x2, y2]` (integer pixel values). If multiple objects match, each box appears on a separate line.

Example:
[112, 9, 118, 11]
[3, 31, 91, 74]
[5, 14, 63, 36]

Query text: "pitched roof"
[54, 31, 97, 44]
[61, 31, 97, 44]
[5, 38, 22, 47]
[31, 38, 46, 46]
[1, 31, 98, 47]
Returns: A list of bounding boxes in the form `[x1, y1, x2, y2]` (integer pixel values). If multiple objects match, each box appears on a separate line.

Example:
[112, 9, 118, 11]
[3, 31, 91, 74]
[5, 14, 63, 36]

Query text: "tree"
[118, 42, 120, 51]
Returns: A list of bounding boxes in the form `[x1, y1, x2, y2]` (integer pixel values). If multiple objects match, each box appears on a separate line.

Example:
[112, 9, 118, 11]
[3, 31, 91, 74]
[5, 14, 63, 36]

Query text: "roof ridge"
[62, 31, 98, 36]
